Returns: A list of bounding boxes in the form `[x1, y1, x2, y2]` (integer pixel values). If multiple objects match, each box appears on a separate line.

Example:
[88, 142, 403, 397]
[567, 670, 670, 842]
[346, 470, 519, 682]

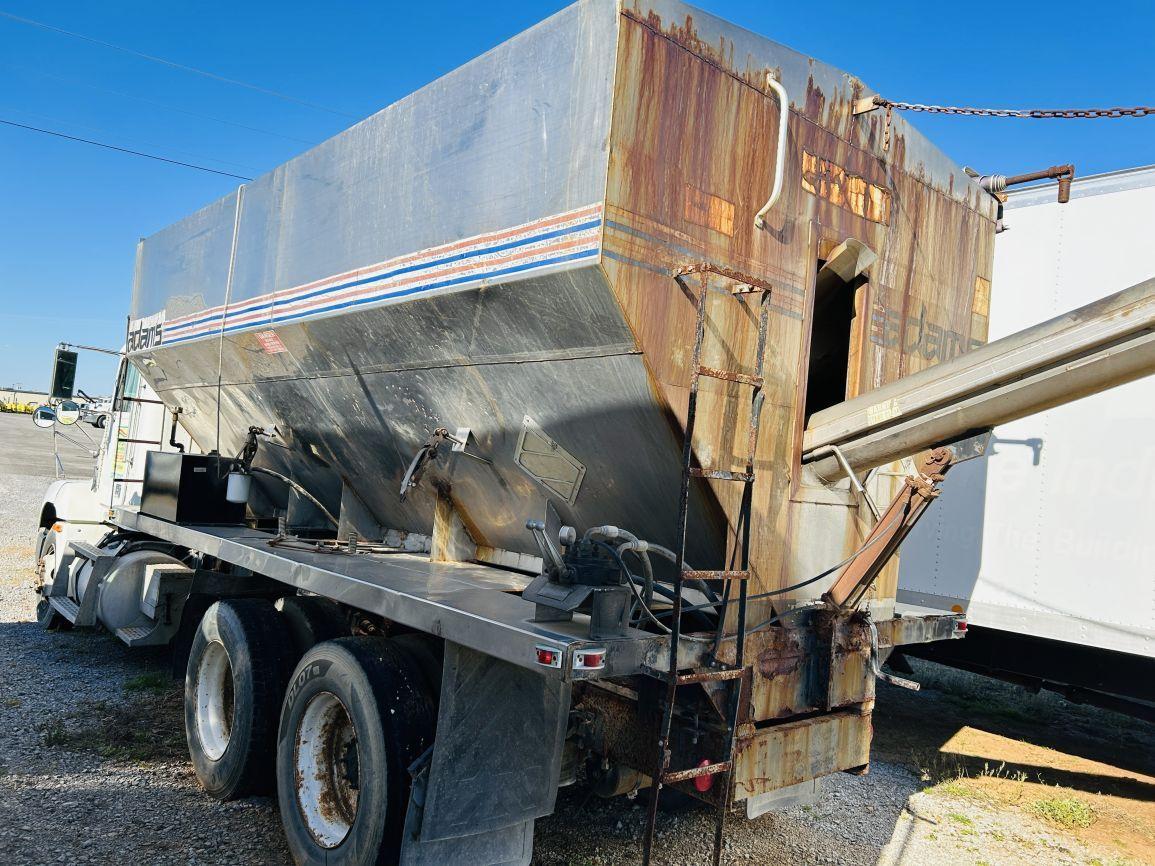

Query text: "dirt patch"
[873, 658, 1155, 865]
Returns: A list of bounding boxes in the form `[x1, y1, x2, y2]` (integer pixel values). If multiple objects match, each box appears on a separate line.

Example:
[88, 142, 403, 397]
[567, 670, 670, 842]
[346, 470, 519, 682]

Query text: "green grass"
[948, 812, 974, 826]
[36, 679, 185, 763]
[124, 671, 172, 693]
[1029, 795, 1096, 829]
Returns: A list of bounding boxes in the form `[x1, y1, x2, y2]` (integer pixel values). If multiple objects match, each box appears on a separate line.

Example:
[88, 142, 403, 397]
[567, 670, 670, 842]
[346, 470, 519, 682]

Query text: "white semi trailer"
[898, 165, 1155, 719]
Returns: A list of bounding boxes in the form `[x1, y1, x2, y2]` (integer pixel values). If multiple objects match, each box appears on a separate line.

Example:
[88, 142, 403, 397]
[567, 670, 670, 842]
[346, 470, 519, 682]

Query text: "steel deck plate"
[114, 508, 667, 678]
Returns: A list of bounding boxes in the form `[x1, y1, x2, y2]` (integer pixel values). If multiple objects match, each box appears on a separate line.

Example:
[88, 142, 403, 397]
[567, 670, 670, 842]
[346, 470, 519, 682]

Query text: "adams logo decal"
[127, 311, 165, 352]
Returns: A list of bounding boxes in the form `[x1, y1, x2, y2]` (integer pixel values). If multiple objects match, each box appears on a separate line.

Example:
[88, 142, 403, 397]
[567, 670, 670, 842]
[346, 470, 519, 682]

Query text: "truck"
[897, 164, 1155, 720]
[28, 2, 1155, 865]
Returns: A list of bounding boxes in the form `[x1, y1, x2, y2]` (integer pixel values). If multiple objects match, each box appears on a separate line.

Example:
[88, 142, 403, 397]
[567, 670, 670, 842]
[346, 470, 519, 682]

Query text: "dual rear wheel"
[184, 597, 438, 865]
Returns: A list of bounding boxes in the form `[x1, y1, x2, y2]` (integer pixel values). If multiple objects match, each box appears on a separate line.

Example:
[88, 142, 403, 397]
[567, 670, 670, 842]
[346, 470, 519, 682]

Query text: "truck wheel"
[185, 599, 293, 800]
[277, 637, 435, 866]
[389, 632, 443, 700]
[275, 595, 349, 656]
[35, 598, 68, 630]
[34, 532, 69, 631]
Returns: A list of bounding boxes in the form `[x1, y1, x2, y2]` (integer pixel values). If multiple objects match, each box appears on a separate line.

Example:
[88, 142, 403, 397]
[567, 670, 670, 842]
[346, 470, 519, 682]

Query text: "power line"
[0, 104, 264, 172]
[0, 9, 356, 119]
[4, 62, 317, 146]
[0, 118, 253, 180]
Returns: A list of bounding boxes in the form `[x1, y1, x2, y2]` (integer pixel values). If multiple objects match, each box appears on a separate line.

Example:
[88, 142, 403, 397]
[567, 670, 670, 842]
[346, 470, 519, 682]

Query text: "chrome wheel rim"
[294, 691, 360, 848]
[195, 639, 234, 761]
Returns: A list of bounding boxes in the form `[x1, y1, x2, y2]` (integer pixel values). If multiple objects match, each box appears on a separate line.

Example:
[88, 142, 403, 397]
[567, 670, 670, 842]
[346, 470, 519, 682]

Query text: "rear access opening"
[803, 239, 876, 425]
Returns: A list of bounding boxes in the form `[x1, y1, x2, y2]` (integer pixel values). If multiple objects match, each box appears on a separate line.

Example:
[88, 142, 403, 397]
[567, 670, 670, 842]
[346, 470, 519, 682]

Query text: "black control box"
[140, 452, 246, 525]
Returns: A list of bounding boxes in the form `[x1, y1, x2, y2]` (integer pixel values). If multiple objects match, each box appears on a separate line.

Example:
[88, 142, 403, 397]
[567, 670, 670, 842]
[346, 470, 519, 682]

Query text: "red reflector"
[693, 759, 714, 793]
[956, 620, 968, 632]
[537, 648, 557, 665]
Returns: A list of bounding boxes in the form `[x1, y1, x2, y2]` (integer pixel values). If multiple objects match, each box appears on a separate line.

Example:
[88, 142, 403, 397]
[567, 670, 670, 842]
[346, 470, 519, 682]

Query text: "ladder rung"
[662, 760, 733, 784]
[683, 569, 750, 581]
[675, 668, 745, 685]
[687, 468, 754, 482]
[696, 365, 764, 387]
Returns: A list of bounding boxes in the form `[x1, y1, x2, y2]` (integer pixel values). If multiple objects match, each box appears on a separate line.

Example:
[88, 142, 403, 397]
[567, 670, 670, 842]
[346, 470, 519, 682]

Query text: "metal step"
[683, 569, 750, 581]
[687, 468, 754, 482]
[695, 365, 764, 387]
[69, 541, 107, 562]
[675, 668, 744, 685]
[49, 597, 81, 624]
[114, 624, 166, 647]
[661, 760, 732, 784]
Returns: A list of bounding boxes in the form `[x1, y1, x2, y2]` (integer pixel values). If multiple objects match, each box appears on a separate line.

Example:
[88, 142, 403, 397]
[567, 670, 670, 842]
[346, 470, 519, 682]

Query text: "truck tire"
[185, 599, 293, 800]
[389, 632, 443, 701]
[34, 531, 69, 631]
[277, 637, 435, 866]
[275, 595, 349, 656]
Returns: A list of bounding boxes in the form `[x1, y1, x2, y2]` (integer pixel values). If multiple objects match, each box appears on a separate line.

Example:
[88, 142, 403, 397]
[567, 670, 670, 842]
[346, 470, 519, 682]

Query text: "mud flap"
[399, 642, 570, 866]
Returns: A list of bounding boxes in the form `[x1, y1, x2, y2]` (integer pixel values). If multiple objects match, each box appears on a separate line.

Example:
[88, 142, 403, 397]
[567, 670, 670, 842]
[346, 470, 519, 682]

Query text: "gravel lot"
[0, 412, 1149, 865]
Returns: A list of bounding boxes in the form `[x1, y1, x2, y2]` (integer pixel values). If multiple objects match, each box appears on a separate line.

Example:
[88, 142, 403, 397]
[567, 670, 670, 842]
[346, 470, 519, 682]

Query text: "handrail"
[753, 74, 789, 230]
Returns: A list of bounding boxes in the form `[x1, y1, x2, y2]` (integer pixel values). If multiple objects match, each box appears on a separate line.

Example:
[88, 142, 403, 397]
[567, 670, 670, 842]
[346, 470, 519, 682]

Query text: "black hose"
[678, 509, 905, 615]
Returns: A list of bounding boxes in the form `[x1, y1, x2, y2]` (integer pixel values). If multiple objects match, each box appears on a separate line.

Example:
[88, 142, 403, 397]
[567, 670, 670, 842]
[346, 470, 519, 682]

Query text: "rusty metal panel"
[713, 612, 874, 720]
[732, 709, 872, 801]
[601, 2, 997, 627]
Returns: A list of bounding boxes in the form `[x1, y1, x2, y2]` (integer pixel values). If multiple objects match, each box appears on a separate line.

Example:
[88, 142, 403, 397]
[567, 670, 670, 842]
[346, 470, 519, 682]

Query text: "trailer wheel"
[275, 595, 349, 655]
[277, 637, 435, 866]
[185, 599, 293, 799]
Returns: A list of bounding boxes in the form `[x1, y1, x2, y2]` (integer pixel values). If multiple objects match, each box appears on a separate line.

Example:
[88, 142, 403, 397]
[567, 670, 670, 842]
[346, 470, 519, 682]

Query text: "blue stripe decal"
[162, 247, 600, 346]
[168, 217, 603, 334]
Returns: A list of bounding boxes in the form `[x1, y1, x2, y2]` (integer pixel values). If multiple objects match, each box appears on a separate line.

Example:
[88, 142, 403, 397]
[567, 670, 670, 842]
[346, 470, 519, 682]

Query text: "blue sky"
[1, 0, 1151, 393]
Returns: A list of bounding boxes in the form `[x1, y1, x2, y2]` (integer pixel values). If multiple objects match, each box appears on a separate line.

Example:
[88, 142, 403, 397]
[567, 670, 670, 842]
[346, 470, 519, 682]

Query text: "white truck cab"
[33, 354, 191, 602]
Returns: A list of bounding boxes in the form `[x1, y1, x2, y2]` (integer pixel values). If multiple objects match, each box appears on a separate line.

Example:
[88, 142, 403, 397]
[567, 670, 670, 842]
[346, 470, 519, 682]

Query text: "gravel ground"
[0, 471, 290, 865]
[0, 458, 921, 865]
[1, 434, 1145, 865]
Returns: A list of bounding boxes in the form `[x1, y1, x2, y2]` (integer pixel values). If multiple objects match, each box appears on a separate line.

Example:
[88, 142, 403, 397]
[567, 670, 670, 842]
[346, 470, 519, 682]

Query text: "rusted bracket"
[853, 95, 883, 116]
[822, 447, 953, 610]
[674, 262, 774, 295]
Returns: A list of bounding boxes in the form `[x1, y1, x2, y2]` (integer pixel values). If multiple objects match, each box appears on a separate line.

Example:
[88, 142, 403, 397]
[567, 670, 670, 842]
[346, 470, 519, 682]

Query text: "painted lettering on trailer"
[870, 302, 982, 364]
[801, 151, 891, 225]
[127, 311, 165, 352]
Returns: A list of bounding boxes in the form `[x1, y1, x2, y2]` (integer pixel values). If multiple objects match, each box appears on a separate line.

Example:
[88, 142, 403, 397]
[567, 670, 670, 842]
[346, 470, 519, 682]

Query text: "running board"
[49, 597, 81, 624]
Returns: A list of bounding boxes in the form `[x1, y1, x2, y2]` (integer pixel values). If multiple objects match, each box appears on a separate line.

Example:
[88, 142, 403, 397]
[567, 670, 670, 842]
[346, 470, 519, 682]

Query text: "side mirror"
[50, 347, 78, 401]
[32, 405, 56, 428]
[57, 400, 81, 426]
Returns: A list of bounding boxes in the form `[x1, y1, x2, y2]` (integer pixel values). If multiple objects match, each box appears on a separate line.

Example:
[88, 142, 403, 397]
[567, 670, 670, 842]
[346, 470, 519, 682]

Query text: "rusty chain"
[862, 96, 1154, 151]
[870, 97, 1155, 119]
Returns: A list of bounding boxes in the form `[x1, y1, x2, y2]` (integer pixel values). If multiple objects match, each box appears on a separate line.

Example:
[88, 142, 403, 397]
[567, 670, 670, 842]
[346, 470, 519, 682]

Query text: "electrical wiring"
[0, 10, 355, 118]
[0, 118, 253, 179]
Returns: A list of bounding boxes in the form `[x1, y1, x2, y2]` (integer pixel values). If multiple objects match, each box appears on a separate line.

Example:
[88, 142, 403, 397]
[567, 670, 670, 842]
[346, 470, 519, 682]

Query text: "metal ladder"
[641, 263, 772, 866]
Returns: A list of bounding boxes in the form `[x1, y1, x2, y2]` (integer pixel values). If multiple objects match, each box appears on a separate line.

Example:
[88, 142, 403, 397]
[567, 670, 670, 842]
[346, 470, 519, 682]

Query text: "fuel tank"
[128, 0, 997, 618]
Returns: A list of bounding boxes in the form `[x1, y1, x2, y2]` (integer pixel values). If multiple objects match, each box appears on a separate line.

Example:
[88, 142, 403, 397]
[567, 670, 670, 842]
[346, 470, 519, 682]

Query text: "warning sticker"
[865, 398, 901, 426]
[255, 330, 287, 354]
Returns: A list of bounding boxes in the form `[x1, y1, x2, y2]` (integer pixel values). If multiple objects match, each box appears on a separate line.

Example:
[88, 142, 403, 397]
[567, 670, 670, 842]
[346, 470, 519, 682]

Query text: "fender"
[40, 478, 106, 525]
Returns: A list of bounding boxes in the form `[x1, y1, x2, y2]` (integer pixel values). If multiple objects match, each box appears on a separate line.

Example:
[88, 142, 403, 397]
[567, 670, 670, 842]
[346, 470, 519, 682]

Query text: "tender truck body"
[31, 3, 1154, 865]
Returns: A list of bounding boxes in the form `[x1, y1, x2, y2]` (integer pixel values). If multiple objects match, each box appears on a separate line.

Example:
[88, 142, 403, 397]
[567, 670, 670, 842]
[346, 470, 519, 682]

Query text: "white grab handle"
[754, 74, 789, 230]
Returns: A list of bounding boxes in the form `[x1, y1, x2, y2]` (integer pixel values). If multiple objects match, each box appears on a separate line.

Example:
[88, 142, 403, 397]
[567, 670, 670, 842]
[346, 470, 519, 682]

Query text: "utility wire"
[0, 10, 356, 119]
[0, 104, 263, 172]
[4, 62, 316, 145]
[0, 118, 253, 180]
